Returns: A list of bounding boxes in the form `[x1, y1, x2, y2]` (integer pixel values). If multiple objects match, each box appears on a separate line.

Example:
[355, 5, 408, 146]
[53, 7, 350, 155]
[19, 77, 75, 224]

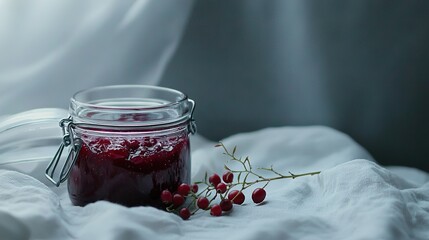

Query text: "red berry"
[177, 183, 191, 196]
[210, 204, 222, 216]
[209, 174, 221, 186]
[125, 139, 140, 151]
[216, 183, 227, 193]
[172, 194, 185, 207]
[228, 190, 245, 205]
[179, 208, 191, 220]
[197, 197, 210, 210]
[222, 171, 234, 183]
[191, 184, 199, 193]
[220, 199, 233, 211]
[160, 190, 173, 204]
[252, 188, 266, 204]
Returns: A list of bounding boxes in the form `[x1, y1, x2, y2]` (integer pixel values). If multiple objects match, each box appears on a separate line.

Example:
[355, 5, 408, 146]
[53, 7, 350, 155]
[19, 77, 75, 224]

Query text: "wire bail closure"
[187, 99, 197, 135]
[45, 117, 82, 187]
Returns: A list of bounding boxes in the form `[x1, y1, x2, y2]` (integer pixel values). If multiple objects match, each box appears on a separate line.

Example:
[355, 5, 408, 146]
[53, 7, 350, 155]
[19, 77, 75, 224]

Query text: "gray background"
[161, 1, 429, 171]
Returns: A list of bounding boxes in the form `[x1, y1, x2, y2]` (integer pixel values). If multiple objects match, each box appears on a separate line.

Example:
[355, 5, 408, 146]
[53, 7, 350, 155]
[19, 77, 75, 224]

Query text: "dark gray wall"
[161, 0, 429, 171]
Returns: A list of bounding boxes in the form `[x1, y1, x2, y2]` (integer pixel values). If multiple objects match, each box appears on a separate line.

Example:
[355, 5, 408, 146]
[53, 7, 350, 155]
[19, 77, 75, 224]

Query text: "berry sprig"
[160, 142, 321, 220]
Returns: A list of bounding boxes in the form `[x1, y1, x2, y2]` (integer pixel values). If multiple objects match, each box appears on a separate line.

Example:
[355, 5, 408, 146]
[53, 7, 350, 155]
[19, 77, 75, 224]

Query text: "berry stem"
[230, 170, 321, 190]
[163, 142, 321, 219]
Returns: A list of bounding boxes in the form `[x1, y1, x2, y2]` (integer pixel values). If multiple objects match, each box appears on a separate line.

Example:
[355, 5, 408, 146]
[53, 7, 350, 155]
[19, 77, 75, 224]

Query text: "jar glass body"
[63, 85, 194, 208]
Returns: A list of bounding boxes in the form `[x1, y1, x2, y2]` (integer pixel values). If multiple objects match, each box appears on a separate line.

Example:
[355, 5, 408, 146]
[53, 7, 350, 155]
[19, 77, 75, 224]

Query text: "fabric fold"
[0, 126, 428, 240]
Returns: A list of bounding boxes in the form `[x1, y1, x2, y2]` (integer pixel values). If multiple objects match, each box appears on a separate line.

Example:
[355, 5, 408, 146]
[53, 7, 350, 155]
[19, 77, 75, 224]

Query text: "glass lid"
[0, 108, 68, 185]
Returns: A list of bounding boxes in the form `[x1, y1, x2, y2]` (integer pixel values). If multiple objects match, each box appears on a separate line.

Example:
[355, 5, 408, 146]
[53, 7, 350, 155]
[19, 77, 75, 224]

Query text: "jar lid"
[0, 108, 68, 185]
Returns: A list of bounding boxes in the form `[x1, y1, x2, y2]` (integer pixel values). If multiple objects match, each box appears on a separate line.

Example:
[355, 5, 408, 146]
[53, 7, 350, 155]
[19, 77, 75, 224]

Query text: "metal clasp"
[45, 117, 82, 187]
[188, 99, 197, 135]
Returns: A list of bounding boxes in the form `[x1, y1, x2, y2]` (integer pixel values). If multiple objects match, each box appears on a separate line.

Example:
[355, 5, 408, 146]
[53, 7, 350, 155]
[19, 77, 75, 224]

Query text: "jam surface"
[68, 131, 190, 208]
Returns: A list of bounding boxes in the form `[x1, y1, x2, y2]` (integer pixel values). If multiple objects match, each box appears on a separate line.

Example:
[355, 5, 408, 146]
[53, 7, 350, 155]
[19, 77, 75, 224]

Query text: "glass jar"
[45, 85, 196, 208]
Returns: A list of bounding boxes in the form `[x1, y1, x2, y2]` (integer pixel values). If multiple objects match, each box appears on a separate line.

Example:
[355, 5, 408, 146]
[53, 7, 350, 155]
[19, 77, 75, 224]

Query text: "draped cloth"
[0, 0, 193, 114]
[1, 126, 429, 240]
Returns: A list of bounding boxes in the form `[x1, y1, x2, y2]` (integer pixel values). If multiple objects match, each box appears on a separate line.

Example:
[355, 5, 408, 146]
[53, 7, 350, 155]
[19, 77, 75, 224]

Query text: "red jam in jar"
[47, 85, 196, 208]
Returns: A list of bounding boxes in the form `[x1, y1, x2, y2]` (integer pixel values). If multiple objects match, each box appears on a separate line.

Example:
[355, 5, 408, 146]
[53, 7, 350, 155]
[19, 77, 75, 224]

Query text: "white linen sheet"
[1, 126, 428, 240]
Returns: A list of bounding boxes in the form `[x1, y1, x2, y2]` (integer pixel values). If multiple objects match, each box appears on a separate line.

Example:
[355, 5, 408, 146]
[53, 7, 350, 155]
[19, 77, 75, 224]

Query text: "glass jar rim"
[71, 85, 188, 111]
[69, 85, 195, 129]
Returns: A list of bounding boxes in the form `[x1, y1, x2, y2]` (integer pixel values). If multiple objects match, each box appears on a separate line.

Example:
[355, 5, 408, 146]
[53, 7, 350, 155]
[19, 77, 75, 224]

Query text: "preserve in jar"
[45, 85, 196, 208]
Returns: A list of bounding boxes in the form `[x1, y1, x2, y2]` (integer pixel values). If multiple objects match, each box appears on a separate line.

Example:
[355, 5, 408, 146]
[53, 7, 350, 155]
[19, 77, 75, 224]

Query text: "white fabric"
[1, 126, 428, 240]
[0, 0, 193, 115]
